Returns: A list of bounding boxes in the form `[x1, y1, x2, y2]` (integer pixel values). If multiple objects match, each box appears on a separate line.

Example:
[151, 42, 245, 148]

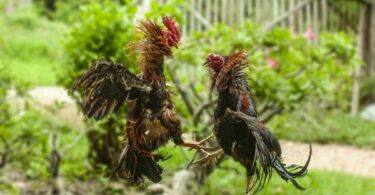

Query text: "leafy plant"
[61, 0, 138, 88]
[61, 0, 138, 170]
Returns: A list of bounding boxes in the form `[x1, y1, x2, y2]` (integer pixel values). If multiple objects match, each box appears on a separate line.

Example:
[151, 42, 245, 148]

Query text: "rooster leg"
[179, 141, 211, 151]
[179, 133, 214, 151]
[191, 149, 225, 167]
[197, 133, 214, 145]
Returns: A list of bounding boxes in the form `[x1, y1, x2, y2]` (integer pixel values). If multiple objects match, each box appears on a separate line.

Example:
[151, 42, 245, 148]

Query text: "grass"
[269, 108, 375, 149]
[204, 159, 375, 195]
[0, 7, 67, 86]
[147, 144, 375, 195]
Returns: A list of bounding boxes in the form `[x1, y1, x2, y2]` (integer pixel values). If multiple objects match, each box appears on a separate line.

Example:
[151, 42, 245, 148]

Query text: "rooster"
[201, 51, 312, 193]
[72, 17, 208, 184]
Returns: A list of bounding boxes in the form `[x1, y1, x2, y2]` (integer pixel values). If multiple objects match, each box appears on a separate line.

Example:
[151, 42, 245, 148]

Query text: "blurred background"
[1, 0, 375, 194]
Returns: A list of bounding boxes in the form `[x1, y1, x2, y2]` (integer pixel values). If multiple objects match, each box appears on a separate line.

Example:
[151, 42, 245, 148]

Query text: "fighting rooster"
[200, 51, 312, 193]
[73, 17, 207, 184]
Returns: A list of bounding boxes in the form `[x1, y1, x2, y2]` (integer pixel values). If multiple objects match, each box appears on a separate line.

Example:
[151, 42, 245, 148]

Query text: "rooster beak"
[203, 61, 208, 66]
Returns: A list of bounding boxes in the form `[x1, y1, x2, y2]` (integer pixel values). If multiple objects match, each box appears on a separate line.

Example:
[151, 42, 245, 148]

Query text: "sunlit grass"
[270, 109, 375, 149]
[204, 159, 375, 195]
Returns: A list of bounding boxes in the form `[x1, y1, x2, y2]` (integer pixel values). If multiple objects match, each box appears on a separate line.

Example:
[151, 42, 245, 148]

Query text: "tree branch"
[166, 63, 195, 115]
[262, 106, 284, 123]
[189, 82, 203, 102]
[193, 99, 217, 126]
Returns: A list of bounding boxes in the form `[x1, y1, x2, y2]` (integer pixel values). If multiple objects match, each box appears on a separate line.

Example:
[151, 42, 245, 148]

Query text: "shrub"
[61, 0, 137, 170]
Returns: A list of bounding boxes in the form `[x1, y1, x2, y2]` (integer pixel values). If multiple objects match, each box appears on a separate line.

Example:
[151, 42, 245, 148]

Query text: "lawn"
[0, 7, 66, 86]
[270, 108, 375, 149]
[204, 159, 375, 195]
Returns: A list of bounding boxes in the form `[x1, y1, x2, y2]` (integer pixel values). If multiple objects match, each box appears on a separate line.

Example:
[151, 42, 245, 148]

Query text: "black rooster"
[73, 17, 208, 184]
[201, 51, 312, 193]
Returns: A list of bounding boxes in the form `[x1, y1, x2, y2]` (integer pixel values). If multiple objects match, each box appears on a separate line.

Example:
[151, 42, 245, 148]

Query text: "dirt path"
[281, 141, 375, 178]
[22, 87, 375, 178]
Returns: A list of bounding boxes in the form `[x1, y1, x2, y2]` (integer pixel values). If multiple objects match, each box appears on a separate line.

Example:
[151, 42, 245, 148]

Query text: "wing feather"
[73, 58, 151, 120]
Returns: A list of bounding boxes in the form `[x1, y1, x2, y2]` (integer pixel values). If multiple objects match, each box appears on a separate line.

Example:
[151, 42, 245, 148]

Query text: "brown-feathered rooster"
[201, 51, 312, 193]
[72, 17, 207, 184]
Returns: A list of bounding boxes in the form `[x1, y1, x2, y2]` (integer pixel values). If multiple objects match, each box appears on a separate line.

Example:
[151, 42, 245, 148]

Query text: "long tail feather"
[272, 144, 312, 189]
[111, 140, 168, 184]
[226, 108, 312, 193]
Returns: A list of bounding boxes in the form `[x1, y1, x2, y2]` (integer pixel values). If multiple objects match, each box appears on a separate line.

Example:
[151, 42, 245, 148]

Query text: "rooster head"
[162, 16, 181, 48]
[204, 53, 225, 72]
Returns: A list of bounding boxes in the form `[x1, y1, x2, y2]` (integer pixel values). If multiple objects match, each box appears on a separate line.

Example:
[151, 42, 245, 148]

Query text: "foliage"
[1, 107, 88, 178]
[0, 66, 12, 128]
[61, 0, 139, 169]
[61, 0, 138, 88]
[360, 76, 375, 106]
[0, 67, 88, 181]
[144, 0, 187, 22]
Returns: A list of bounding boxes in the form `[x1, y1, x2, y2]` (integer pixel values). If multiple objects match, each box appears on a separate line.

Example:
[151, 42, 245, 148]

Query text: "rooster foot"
[190, 149, 225, 167]
[179, 133, 214, 151]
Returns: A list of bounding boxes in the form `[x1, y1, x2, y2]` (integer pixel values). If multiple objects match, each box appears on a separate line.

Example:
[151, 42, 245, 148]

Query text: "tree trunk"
[351, 3, 368, 115]
[368, 0, 375, 76]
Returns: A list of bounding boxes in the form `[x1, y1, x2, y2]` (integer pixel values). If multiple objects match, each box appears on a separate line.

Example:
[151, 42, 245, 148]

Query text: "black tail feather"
[272, 144, 312, 190]
[111, 142, 168, 184]
[225, 109, 312, 193]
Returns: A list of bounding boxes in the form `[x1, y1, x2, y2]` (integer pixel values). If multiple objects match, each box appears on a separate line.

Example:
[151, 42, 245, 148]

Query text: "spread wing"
[73, 58, 152, 120]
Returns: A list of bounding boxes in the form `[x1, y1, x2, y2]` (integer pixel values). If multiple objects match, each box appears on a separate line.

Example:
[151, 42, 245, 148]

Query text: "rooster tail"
[272, 144, 312, 190]
[112, 141, 168, 184]
[245, 168, 253, 194]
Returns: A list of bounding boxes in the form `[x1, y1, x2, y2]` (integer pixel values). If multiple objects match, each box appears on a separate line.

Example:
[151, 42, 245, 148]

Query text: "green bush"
[61, 0, 138, 169]
[0, 66, 87, 180]
[0, 66, 11, 126]
[61, 0, 138, 88]
[361, 76, 375, 106]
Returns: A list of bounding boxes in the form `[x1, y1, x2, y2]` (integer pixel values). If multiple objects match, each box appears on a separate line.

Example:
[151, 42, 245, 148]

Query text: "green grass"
[204, 159, 375, 195]
[146, 145, 375, 195]
[0, 7, 67, 86]
[269, 109, 375, 149]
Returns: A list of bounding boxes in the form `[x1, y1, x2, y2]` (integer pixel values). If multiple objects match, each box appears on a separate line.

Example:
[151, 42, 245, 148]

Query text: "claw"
[179, 133, 215, 151]
[190, 149, 225, 167]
